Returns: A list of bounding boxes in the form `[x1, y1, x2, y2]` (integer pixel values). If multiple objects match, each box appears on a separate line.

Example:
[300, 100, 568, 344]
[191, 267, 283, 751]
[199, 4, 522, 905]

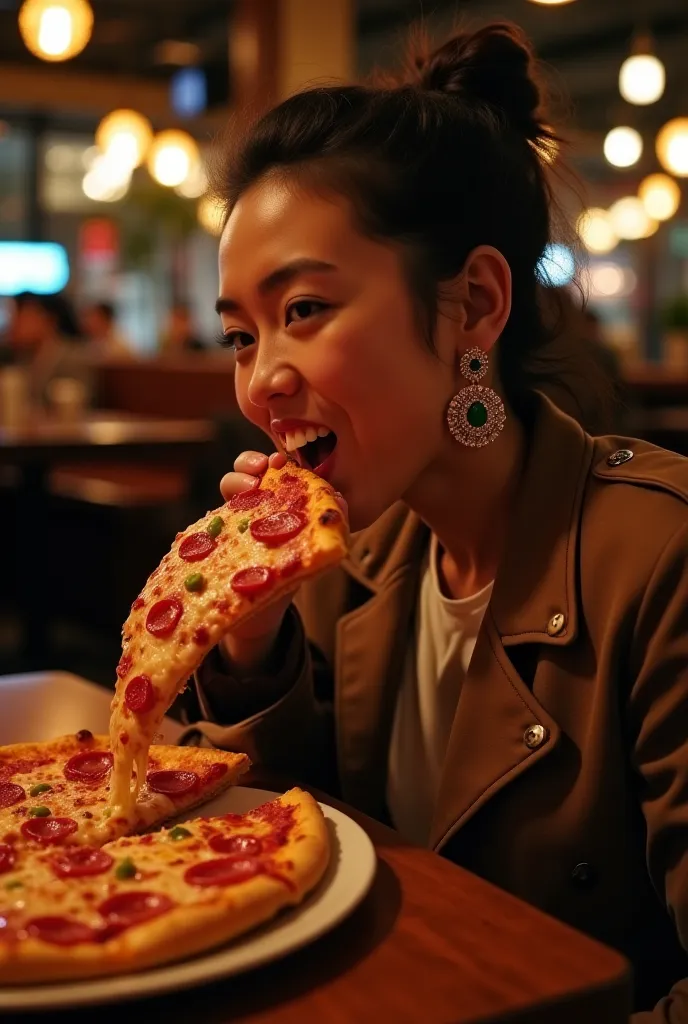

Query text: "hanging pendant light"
[656, 119, 688, 178]
[619, 32, 665, 106]
[18, 0, 93, 62]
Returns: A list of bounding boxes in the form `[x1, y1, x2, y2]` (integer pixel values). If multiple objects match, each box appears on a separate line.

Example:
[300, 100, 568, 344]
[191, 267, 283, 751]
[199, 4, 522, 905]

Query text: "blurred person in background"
[159, 301, 205, 355]
[81, 301, 133, 361]
[186, 20, 688, 1020]
[4, 291, 94, 409]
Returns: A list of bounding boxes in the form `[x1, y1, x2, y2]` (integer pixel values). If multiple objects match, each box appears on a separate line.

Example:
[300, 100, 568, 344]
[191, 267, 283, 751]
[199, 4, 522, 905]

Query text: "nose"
[245, 343, 301, 411]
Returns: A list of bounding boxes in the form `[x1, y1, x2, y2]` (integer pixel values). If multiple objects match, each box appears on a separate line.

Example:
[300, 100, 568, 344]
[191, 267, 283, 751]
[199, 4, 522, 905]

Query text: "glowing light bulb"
[197, 196, 224, 236]
[619, 54, 665, 105]
[18, 0, 93, 62]
[656, 119, 688, 178]
[96, 110, 153, 171]
[638, 173, 681, 221]
[604, 127, 643, 168]
[576, 208, 618, 255]
[609, 197, 657, 240]
[147, 131, 200, 188]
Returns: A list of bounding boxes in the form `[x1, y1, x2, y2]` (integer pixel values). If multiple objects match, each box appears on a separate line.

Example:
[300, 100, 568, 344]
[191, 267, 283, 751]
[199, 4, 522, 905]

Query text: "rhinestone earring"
[446, 347, 506, 448]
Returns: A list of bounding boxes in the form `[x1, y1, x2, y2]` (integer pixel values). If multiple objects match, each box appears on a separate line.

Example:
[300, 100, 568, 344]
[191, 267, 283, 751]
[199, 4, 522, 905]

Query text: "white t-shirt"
[386, 534, 493, 846]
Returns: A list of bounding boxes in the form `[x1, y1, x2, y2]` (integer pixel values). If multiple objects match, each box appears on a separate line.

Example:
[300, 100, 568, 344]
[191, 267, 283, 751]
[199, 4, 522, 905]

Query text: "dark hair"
[212, 21, 615, 428]
[39, 293, 82, 340]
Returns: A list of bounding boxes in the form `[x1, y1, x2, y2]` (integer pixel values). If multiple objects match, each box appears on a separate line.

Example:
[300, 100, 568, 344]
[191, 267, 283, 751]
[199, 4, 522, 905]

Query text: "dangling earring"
[446, 347, 506, 448]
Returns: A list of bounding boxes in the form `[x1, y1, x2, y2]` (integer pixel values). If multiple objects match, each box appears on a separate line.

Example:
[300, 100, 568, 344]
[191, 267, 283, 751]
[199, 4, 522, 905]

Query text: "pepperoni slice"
[116, 653, 132, 678]
[0, 843, 16, 874]
[250, 510, 306, 547]
[146, 598, 183, 638]
[209, 834, 263, 857]
[146, 770, 198, 796]
[124, 675, 155, 714]
[51, 847, 113, 879]
[21, 817, 78, 844]
[0, 783, 25, 809]
[179, 532, 216, 562]
[230, 565, 275, 597]
[228, 487, 273, 511]
[184, 856, 263, 888]
[64, 750, 113, 783]
[99, 891, 174, 930]
[26, 916, 96, 946]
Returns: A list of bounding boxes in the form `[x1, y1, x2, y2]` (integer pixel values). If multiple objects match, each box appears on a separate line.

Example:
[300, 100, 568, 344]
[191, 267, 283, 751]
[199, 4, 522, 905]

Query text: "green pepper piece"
[29, 783, 52, 797]
[207, 516, 224, 538]
[5, 880, 22, 890]
[184, 572, 205, 593]
[115, 857, 137, 880]
[169, 825, 192, 841]
[29, 806, 51, 817]
[237, 517, 250, 533]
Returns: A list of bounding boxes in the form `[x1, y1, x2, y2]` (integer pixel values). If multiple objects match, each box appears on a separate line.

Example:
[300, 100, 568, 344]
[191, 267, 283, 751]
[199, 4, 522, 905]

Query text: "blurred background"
[0, 0, 687, 689]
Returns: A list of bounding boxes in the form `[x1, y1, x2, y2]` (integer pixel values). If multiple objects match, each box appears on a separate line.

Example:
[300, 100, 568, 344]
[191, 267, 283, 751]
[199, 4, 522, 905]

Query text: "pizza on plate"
[108, 461, 348, 817]
[0, 788, 329, 982]
[0, 732, 249, 847]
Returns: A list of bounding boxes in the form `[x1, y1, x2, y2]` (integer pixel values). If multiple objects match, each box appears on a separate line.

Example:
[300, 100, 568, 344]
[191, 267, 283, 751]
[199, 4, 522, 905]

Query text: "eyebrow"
[215, 258, 338, 315]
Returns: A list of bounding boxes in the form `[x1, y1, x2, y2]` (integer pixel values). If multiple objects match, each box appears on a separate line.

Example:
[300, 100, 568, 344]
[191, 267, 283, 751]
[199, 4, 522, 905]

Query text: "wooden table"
[1, 412, 214, 660]
[7, 674, 632, 1024]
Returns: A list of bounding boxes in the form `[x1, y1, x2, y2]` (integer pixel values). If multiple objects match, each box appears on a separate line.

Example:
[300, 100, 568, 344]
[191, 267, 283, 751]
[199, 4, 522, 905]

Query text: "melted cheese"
[109, 466, 348, 816]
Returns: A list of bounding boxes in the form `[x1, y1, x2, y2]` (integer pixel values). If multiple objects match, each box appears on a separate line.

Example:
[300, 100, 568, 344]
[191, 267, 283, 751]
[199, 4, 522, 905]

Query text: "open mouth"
[280, 428, 338, 474]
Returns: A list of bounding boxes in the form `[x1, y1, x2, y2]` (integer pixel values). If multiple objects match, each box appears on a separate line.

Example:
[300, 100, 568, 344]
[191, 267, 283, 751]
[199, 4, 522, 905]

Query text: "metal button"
[547, 612, 566, 637]
[523, 724, 548, 750]
[571, 862, 596, 888]
[606, 448, 633, 467]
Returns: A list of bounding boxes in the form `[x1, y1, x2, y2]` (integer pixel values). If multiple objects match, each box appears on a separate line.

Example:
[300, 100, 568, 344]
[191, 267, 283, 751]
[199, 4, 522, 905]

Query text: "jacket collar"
[345, 392, 593, 646]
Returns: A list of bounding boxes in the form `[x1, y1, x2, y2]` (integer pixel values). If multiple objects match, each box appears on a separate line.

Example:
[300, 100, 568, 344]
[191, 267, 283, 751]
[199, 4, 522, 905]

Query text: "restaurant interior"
[0, 0, 687, 1018]
[0, 0, 687, 685]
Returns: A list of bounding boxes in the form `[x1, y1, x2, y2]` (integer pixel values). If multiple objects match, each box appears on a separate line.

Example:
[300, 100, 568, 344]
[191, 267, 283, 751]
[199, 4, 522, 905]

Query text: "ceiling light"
[96, 110, 153, 171]
[638, 173, 681, 221]
[656, 119, 688, 178]
[148, 130, 200, 188]
[619, 54, 665, 106]
[18, 0, 93, 62]
[604, 127, 643, 168]
[609, 197, 657, 240]
[576, 208, 618, 255]
[175, 160, 208, 199]
[527, 0, 576, 5]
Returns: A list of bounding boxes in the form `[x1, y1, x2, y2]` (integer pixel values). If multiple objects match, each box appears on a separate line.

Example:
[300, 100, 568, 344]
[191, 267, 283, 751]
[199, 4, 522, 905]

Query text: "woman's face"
[217, 177, 459, 531]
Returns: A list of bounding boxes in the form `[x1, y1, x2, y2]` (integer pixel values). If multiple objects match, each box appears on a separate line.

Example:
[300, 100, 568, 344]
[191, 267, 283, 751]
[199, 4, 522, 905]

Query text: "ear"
[445, 245, 512, 356]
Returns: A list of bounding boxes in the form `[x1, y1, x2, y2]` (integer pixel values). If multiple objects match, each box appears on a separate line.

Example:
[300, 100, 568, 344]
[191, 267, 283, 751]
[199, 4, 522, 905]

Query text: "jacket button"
[523, 724, 548, 750]
[547, 612, 566, 636]
[571, 862, 596, 887]
[607, 448, 633, 467]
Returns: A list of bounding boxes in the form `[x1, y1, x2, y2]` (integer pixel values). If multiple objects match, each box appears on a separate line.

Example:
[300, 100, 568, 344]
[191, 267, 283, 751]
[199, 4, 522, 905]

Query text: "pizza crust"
[0, 790, 329, 983]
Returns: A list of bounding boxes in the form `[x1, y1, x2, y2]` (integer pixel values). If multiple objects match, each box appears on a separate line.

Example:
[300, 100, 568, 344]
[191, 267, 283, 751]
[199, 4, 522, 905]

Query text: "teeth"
[282, 426, 332, 451]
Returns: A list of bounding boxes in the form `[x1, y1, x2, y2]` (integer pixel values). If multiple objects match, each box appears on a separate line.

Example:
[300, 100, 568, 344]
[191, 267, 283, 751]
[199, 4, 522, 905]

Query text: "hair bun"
[416, 22, 545, 140]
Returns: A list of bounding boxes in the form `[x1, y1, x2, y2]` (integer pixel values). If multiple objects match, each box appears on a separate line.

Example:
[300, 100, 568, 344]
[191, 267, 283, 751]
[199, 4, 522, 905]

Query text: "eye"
[285, 299, 328, 326]
[214, 330, 254, 353]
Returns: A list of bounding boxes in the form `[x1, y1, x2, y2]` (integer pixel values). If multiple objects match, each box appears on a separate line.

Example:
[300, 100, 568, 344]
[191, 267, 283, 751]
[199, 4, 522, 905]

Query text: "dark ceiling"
[0, 0, 686, 145]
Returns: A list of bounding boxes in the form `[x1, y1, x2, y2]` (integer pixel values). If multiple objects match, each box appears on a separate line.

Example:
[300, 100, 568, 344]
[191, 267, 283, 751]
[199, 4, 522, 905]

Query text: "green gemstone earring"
[446, 347, 506, 448]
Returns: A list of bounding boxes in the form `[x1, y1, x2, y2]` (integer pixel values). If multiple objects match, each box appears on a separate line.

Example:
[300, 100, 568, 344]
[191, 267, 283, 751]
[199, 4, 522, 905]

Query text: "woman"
[180, 23, 688, 1020]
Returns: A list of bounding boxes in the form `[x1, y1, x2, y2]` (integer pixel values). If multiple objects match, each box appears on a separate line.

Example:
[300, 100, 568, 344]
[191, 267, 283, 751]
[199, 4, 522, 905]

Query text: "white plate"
[0, 787, 377, 1012]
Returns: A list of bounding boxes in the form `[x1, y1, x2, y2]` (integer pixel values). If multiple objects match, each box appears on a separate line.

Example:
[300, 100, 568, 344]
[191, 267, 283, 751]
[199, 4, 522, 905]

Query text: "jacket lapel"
[429, 394, 595, 850]
[335, 505, 428, 817]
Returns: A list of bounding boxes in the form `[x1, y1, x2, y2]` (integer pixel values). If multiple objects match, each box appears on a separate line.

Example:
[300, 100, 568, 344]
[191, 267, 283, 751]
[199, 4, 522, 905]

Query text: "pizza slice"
[0, 789, 328, 983]
[108, 461, 348, 817]
[0, 733, 249, 849]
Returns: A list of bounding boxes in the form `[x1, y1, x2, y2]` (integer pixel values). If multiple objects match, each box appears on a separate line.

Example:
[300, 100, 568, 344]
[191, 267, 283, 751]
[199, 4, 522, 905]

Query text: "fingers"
[268, 451, 288, 469]
[220, 471, 258, 501]
[234, 451, 269, 475]
[333, 490, 349, 524]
